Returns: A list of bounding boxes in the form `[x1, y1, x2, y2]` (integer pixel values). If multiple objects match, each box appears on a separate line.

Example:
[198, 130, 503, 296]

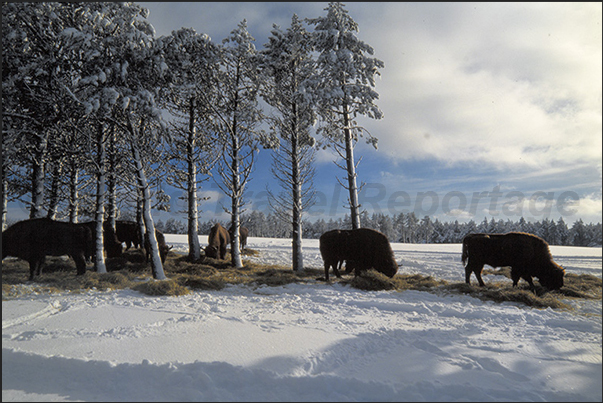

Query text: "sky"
[6, 2, 602, 226]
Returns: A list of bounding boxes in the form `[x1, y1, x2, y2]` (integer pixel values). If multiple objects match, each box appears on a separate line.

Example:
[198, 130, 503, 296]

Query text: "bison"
[462, 232, 565, 291]
[115, 220, 143, 250]
[80, 221, 123, 260]
[205, 223, 230, 260]
[319, 228, 399, 281]
[2, 218, 92, 280]
[228, 225, 249, 251]
[144, 229, 172, 264]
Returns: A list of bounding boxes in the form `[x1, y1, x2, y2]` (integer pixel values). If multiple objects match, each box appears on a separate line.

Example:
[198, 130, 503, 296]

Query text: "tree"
[161, 28, 220, 261]
[306, 2, 384, 229]
[262, 15, 317, 271]
[61, 2, 169, 278]
[211, 21, 268, 268]
[2, 3, 80, 219]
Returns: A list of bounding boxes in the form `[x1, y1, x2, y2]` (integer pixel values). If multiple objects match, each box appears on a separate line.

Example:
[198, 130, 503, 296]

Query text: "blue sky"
[7, 2, 602, 225]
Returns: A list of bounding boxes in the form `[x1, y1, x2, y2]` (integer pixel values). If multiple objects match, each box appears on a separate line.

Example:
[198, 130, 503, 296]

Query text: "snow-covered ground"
[3, 235, 601, 402]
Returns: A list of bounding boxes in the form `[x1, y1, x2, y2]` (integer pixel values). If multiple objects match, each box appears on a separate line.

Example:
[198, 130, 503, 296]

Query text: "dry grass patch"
[2, 250, 601, 310]
[132, 278, 190, 296]
[440, 282, 572, 309]
[341, 270, 447, 292]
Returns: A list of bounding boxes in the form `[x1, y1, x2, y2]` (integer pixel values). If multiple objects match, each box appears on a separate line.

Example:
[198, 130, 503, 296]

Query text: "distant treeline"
[152, 211, 602, 247]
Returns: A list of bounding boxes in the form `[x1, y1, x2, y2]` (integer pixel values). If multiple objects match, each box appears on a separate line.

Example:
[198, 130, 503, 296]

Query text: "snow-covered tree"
[262, 15, 317, 271]
[160, 28, 220, 261]
[306, 2, 384, 229]
[2, 3, 79, 219]
[211, 21, 268, 268]
[58, 2, 169, 278]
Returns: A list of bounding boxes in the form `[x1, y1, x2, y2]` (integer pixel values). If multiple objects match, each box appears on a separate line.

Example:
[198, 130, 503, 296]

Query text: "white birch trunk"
[1, 175, 7, 231]
[230, 132, 243, 269]
[187, 97, 201, 261]
[30, 133, 47, 219]
[106, 125, 117, 230]
[343, 106, 361, 230]
[68, 160, 79, 224]
[128, 130, 166, 280]
[94, 122, 107, 273]
[291, 130, 304, 272]
[46, 162, 62, 220]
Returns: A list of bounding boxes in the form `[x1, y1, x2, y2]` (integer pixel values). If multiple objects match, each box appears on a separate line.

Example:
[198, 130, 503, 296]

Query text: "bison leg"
[465, 262, 486, 286]
[27, 257, 44, 281]
[27, 261, 37, 281]
[323, 261, 331, 281]
[220, 246, 227, 260]
[523, 275, 536, 293]
[73, 253, 87, 276]
[333, 260, 342, 278]
[511, 268, 521, 287]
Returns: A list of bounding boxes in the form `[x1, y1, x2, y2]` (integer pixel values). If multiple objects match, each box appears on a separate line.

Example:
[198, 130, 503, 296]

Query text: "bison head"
[539, 265, 565, 290]
[205, 245, 218, 259]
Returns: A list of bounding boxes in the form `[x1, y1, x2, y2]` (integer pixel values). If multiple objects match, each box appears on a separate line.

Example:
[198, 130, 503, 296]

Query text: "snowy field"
[2, 235, 602, 402]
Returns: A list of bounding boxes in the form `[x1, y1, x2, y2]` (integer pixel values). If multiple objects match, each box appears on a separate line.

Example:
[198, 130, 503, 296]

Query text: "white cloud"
[355, 2, 601, 172]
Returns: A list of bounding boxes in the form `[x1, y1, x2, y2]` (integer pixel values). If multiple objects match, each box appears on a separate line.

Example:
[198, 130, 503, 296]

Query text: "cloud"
[137, 2, 601, 224]
[355, 3, 601, 172]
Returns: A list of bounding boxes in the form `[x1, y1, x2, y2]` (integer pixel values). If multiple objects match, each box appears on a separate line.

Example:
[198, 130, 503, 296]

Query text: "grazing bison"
[80, 221, 123, 259]
[462, 232, 565, 291]
[319, 228, 399, 281]
[205, 223, 230, 260]
[228, 225, 249, 250]
[2, 218, 92, 280]
[144, 229, 172, 264]
[115, 220, 142, 249]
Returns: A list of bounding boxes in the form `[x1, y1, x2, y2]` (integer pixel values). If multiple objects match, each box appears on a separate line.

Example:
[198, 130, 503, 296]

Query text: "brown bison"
[462, 232, 565, 291]
[228, 225, 249, 250]
[115, 220, 142, 249]
[80, 221, 123, 259]
[2, 218, 92, 280]
[205, 223, 230, 260]
[319, 228, 399, 281]
[144, 229, 172, 264]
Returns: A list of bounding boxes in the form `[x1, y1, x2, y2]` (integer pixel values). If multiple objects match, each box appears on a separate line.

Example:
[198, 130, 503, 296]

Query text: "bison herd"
[2, 218, 565, 292]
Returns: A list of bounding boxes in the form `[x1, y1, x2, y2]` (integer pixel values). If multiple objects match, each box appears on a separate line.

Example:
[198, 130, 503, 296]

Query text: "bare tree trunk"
[230, 130, 243, 268]
[127, 116, 166, 280]
[136, 194, 145, 249]
[30, 133, 48, 219]
[187, 97, 201, 261]
[1, 166, 7, 231]
[46, 161, 63, 220]
[291, 128, 304, 272]
[68, 159, 79, 223]
[106, 124, 117, 230]
[94, 122, 107, 273]
[343, 106, 361, 230]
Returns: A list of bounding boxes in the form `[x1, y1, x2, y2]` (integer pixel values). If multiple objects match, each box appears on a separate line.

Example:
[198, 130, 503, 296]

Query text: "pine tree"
[306, 2, 384, 229]
[262, 15, 317, 271]
[212, 21, 267, 268]
[161, 28, 220, 261]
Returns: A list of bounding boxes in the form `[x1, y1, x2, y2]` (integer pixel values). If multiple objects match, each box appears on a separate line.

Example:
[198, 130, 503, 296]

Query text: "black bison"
[144, 229, 172, 264]
[205, 223, 230, 260]
[228, 225, 249, 250]
[2, 218, 92, 280]
[319, 228, 399, 281]
[115, 220, 142, 249]
[80, 221, 123, 260]
[462, 232, 565, 291]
